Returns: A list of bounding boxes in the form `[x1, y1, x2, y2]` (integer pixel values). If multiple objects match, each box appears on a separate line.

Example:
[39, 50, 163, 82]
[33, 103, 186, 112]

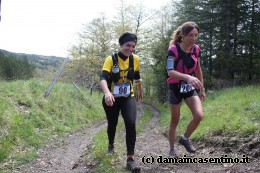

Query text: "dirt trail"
[14, 120, 107, 173]
[13, 103, 259, 173]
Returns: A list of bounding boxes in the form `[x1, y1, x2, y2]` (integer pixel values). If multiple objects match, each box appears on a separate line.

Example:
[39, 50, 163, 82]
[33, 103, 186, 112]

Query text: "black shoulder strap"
[192, 46, 196, 56]
[174, 44, 182, 69]
[129, 54, 134, 70]
[112, 53, 118, 66]
[191, 45, 201, 58]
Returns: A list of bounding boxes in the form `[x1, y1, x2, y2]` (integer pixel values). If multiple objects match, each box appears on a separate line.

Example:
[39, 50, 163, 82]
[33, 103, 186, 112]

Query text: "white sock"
[182, 135, 189, 140]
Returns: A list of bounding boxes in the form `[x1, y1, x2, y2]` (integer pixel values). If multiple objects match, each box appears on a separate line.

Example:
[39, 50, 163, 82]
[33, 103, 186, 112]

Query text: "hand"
[200, 89, 206, 102]
[104, 92, 115, 106]
[187, 76, 203, 89]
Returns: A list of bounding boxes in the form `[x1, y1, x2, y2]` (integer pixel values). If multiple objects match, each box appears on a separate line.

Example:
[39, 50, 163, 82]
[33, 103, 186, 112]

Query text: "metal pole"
[73, 82, 89, 101]
[44, 57, 69, 97]
[90, 68, 98, 95]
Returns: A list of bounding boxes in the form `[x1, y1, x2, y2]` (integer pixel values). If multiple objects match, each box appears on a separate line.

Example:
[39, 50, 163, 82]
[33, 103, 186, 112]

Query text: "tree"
[65, 14, 115, 88]
[238, 0, 260, 81]
[0, 53, 34, 80]
[146, 2, 178, 102]
[173, 0, 259, 82]
[77, 14, 114, 57]
[113, 0, 133, 36]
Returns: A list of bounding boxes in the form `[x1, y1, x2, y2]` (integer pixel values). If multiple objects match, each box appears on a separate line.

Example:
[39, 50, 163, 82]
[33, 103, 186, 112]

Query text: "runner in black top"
[100, 32, 142, 172]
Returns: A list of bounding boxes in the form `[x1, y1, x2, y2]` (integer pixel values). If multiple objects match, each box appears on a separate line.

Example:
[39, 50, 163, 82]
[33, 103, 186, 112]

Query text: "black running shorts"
[168, 83, 198, 104]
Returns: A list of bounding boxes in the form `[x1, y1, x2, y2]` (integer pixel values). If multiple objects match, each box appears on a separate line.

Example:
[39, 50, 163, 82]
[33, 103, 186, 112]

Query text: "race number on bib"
[180, 83, 195, 93]
[113, 82, 131, 97]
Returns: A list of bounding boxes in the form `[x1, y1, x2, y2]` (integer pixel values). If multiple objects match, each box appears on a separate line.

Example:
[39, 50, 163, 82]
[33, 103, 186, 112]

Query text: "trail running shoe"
[169, 148, 178, 157]
[126, 157, 141, 173]
[106, 145, 114, 155]
[178, 136, 196, 153]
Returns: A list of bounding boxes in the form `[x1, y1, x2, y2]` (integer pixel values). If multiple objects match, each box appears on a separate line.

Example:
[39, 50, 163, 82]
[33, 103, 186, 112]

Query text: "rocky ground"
[13, 103, 259, 173]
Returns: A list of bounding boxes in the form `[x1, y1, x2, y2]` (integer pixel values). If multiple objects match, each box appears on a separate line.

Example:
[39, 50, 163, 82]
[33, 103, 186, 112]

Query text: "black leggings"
[102, 96, 137, 156]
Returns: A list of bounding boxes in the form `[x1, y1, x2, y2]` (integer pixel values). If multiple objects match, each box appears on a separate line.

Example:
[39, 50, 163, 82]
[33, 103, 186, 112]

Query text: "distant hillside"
[0, 49, 64, 70]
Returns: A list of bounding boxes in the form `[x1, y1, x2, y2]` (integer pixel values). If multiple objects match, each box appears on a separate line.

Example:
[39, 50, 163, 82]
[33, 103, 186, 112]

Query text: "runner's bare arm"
[194, 58, 206, 102]
[136, 82, 142, 102]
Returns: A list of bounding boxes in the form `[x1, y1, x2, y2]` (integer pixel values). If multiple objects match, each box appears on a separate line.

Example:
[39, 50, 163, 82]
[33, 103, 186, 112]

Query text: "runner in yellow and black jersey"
[100, 32, 142, 172]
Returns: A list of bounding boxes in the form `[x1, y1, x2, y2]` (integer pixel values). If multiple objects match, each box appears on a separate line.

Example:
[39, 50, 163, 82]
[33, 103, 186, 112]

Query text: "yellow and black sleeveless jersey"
[100, 52, 141, 97]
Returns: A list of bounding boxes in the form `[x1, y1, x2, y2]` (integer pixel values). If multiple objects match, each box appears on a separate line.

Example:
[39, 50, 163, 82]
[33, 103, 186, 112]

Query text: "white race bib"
[180, 83, 195, 93]
[113, 82, 131, 97]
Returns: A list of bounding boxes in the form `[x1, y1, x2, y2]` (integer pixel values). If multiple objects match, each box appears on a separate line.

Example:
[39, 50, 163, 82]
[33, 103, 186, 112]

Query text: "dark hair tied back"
[119, 32, 137, 45]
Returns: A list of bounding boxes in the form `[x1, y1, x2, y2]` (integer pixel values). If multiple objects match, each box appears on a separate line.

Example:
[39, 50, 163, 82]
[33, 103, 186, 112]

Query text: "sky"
[0, 0, 168, 57]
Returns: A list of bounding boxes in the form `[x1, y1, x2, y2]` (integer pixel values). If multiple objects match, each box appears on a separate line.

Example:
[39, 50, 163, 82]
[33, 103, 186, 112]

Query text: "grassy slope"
[160, 85, 260, 140]
[0, 80, 104, 169]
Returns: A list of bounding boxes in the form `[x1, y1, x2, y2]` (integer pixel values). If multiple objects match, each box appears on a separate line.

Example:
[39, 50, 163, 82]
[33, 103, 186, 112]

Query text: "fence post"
[44, 57, 69, 97]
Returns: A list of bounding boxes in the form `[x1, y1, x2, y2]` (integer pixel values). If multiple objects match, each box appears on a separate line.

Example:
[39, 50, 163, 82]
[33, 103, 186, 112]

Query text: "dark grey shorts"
[168, 83, 198, 104]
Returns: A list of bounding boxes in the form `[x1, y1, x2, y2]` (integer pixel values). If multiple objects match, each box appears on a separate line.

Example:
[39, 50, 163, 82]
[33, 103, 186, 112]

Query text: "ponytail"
[170, 27, 182, 45]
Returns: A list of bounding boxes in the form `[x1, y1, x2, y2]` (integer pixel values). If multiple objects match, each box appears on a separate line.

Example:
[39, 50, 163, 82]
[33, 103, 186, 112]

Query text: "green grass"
[0, 80, 105, 170]
[160, 85, 260, 140]
[136, 107, 152, 133]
